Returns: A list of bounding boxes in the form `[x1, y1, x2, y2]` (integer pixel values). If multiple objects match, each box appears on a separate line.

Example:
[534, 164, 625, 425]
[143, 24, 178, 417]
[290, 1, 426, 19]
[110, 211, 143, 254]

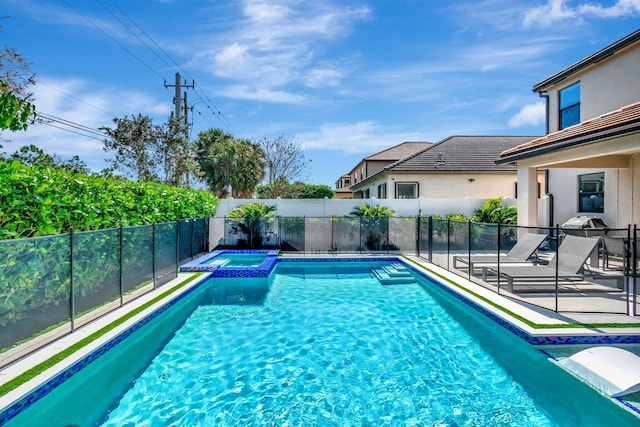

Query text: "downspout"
[545, 169, 554, 228]
[539, 91, 553, 228]
[539, 91, 549, 135]
[632, 153, 639, 226]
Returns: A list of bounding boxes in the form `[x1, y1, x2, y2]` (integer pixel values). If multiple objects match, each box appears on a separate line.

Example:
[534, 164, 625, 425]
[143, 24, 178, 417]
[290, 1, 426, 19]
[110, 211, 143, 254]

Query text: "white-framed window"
[395, 182, 418, 199]
[559, 82, 580, 129]
[578, 172, 604, 213]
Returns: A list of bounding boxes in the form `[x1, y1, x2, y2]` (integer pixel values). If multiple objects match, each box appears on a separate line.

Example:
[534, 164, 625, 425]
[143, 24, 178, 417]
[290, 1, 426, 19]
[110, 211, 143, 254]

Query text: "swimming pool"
[180, 250, 279, 276]
[2, 259, 639, 425]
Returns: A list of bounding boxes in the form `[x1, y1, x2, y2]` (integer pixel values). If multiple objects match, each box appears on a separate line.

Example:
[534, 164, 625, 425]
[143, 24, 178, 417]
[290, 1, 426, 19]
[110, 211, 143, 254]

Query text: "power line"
[95, 0, 175, 72]
[35, 80, 117, 117]
[36, 110, 108, 141]
[107, 0, 242, 137]
[62, 0, 167, 81]
[38, 121, 105, 142]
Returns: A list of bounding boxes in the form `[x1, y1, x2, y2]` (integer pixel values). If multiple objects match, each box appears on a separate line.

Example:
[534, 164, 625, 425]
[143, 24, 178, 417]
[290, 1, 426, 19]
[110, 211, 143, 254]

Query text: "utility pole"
[164, 72, 195, 188]
[164, 72, 194, 127]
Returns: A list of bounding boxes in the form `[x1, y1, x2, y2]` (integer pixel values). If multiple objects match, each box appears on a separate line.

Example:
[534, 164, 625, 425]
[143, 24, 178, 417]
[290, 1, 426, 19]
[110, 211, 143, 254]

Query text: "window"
[578, 172, 604, 213]
[378, 183, 387, 199]
[363, 189, 370, 199]
[396, 182, 418, 199]
[559, 82, 580, 129]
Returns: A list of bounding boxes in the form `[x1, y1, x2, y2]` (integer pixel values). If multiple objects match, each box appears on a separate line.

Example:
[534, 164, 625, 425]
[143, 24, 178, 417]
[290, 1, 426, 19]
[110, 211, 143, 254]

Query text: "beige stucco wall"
[545, 44, 640, 133]
[353, 172, 526, 199]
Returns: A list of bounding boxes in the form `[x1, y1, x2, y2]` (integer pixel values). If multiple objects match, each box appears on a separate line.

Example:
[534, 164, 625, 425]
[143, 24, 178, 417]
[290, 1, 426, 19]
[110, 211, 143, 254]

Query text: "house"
[350, 135, 541, 199]
[333, 174, 352, 199]
[497, 30, 640, 229]
[335, 141, 430, 198]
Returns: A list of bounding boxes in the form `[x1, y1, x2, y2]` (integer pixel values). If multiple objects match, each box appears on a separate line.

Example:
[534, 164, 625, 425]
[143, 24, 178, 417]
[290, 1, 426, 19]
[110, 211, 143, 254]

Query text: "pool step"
[371, 264, 415, 285]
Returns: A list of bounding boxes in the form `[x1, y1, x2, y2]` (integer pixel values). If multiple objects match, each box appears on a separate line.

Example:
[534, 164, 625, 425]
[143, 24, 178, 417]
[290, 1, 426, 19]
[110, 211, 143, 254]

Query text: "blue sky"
[2, 0, 639, 187]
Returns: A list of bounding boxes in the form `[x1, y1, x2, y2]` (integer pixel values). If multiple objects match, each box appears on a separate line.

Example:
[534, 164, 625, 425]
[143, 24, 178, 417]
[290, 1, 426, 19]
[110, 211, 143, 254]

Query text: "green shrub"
[0, 160, 218, 240]
[472, 198, 517, 224]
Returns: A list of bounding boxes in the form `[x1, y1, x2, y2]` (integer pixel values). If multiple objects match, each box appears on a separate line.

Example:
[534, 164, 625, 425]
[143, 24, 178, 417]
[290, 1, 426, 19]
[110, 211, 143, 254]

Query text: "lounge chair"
[453, 232, 547, 275]
[484, 235, 600, 292]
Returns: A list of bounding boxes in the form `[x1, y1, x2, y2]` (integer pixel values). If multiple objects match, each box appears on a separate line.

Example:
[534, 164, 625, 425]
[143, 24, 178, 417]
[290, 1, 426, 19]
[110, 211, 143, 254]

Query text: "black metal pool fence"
[1, 215, 638, 367]
[0, 218, 208, 368]
[214, 215, 639, 316]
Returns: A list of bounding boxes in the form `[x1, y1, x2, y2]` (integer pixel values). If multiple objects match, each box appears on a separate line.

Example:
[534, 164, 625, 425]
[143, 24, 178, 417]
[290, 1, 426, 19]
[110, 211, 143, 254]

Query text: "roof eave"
[532, 30, 640, 93]
[496, 122, 640, 164]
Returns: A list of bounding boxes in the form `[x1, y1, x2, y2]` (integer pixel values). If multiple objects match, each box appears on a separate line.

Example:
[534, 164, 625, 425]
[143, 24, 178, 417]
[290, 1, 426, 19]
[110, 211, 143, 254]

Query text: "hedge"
[0, 159, 219, 240]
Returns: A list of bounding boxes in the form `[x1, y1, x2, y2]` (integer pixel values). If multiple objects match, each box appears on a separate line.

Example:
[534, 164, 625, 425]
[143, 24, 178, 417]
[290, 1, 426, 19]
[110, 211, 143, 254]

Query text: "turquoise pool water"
[4, 261, 639, 426]
[204, 253, 267, 267]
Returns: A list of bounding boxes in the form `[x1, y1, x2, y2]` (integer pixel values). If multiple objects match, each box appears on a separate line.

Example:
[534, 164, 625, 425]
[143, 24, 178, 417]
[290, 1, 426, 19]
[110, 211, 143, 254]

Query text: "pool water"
[204, 253, 267, 268]
[4, 261, 639, 426]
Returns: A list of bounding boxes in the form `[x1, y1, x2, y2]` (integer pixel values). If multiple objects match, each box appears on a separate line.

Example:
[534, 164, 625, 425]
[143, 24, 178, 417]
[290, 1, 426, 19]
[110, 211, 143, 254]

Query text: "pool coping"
[2, 254, 640, 422]
[179, 249, 279, 275]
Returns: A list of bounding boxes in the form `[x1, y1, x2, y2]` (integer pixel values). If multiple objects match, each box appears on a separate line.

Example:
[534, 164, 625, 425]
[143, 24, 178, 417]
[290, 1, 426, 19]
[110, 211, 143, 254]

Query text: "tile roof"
[499, 102, 640, 162]
[365, 141, 431, 161]
[384, 135, 539, 173]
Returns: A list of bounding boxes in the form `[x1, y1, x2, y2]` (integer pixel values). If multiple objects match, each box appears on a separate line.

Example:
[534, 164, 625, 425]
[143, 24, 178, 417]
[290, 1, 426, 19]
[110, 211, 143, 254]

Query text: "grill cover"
[561, 216, 609, 236]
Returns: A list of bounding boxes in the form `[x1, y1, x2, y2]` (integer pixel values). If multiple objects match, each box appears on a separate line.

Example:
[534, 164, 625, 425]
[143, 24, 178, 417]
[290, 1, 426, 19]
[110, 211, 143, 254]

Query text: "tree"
[227, 202, 276, 247]
[258, 135, 308, 190]
[195, 128, 265, 198]
[100, 114, 163, 182]
[350, 204, 395, 217]
[0, 22, 37, 140]
[160, 116, 200, 188]
[9, 144, 90, 174]
[256, 182, 334, 199]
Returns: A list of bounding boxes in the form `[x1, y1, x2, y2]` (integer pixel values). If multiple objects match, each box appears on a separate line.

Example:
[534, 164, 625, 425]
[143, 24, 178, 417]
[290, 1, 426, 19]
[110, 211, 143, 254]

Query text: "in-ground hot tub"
[179, 249, 279, 277]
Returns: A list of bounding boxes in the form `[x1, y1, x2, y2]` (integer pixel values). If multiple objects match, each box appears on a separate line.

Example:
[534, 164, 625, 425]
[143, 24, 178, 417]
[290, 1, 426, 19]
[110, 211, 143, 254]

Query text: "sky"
[1, 0, 639, 187]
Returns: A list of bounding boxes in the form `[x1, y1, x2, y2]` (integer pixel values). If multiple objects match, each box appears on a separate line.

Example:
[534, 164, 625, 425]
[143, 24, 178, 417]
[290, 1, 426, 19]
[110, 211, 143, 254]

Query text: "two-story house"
[350, 135, 541, 200]
[498, 30, 640, 229]
[335, 141, 430, 198]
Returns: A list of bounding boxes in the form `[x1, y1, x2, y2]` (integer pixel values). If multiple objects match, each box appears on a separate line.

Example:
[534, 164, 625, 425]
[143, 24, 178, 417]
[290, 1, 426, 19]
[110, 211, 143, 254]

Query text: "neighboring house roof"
[351, 135, 539, 188]
[364, 141, 431, 161]
[498, 102, 640, 163]
[532, 29, 640, 93]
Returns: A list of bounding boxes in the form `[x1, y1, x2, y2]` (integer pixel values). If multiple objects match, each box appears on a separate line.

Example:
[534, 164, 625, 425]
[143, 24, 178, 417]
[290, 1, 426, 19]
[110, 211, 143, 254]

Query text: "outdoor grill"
[561, 215, 609, 237]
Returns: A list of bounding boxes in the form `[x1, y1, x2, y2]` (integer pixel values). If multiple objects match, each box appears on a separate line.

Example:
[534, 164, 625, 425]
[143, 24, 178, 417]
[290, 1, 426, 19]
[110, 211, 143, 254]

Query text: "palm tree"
[350, 204, 395, 218]
[350, 205, 396, 250]
[228, 202, 276, 247]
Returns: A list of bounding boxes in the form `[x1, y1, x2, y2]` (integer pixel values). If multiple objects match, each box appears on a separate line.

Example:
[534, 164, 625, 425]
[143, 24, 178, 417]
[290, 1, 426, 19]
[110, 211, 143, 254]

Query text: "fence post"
[416, 214, 421, 257]
[176, 219, 181, 270]
[119, 223, 124, 306]
[69, 226, 75, 332]
[428, 216, 433, 263]
[467, 220, 472, 280]
[446, 219, 451, 270]
[554, 224, 560, 313]
[633, 224, 638, 316]
[152, 223, 157, 289]
[497, 223, 501, 295]
[191, 218, 195, 260]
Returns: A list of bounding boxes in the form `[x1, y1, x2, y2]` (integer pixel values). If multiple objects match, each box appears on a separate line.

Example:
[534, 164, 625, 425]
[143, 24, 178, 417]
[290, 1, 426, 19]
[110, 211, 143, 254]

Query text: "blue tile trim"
[180, 250, 279, 277]
[3, 256, 640, 424]
[405, 259, 640, 346]
[0, 278, 208, 425]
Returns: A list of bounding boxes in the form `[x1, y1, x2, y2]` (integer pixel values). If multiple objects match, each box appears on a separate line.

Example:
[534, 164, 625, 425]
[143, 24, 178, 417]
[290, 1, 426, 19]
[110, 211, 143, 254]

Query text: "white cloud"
[508, 102, 545, 127]
[579, 0, 640, 17]
[296, 121, 426, 153]
[193, 0, 371, 101]
[216, 85, 308, 103]
[524, 0, 640, 27]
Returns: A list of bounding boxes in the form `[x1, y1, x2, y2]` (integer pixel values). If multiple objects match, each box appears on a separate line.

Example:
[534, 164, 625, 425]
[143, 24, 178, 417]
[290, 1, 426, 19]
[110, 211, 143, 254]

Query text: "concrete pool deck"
[1, 254, 640, 418]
